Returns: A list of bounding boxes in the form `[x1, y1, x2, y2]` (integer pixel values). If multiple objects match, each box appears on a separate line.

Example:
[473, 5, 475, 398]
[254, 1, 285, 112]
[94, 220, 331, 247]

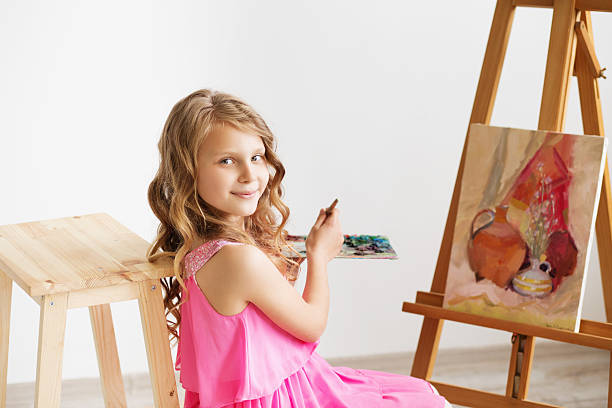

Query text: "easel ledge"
[403, 293, 612, 350]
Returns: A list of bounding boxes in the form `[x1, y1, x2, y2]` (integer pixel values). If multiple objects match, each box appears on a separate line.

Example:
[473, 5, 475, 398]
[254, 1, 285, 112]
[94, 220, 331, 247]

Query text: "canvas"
[443, 124, 607, 331]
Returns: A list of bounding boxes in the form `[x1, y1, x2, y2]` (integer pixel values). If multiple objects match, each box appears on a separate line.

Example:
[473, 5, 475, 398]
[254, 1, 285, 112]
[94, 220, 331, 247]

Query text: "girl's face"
[196, 124, 270, 230]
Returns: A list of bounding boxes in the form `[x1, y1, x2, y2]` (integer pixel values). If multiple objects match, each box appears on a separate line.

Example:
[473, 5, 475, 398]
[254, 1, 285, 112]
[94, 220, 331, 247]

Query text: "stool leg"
[0, 271, 12, 408]
[89, 303, 127, 408]
[138, 279, 179, 408]
[34, 292, 68, 408]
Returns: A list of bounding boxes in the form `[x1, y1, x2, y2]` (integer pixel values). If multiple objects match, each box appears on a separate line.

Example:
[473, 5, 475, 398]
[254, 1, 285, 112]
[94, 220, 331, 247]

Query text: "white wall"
[1, 0, 610, 384]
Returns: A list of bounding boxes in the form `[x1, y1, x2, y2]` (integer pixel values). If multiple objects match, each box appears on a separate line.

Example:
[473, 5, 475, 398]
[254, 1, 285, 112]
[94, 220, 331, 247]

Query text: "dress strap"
[184, 240, 242, 278]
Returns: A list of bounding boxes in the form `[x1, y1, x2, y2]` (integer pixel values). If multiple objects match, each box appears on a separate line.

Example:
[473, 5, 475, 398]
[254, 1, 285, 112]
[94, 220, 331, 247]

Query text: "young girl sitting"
[147, 89, 451, 407]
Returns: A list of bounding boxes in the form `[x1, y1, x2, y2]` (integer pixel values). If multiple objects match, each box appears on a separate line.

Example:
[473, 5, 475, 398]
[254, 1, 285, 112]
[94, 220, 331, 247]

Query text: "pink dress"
[176, 239, 449, 408]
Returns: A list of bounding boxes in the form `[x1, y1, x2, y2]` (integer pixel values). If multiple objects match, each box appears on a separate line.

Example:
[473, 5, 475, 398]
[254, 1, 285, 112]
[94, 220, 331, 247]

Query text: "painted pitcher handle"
[471, 209, 495, 239]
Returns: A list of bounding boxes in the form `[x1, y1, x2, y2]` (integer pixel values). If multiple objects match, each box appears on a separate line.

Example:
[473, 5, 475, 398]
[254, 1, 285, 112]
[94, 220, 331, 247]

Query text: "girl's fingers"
[321, 208, 338, 226]
[314, 208, 326, 229]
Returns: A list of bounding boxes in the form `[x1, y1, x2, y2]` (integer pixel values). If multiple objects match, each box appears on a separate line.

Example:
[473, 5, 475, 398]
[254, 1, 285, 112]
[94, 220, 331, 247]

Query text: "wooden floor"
[5, 341, 609, 407]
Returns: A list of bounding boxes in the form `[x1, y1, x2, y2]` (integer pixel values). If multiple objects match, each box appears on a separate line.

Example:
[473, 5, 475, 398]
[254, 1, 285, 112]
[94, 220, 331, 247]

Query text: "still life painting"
[443, 124, 607, 331]
[283, 234, 398, 260]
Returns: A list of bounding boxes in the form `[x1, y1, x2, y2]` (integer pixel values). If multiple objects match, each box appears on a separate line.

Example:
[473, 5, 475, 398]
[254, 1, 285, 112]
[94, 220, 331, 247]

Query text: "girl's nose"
[238, 163, 256, 182]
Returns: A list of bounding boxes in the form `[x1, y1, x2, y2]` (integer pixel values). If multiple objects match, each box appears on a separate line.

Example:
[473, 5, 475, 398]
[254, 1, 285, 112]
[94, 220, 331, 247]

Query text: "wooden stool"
[0, 213, 179, 408]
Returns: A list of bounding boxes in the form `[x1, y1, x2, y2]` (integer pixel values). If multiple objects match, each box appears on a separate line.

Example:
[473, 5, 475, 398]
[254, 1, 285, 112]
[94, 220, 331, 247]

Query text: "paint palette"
[283, 234, 398, 259]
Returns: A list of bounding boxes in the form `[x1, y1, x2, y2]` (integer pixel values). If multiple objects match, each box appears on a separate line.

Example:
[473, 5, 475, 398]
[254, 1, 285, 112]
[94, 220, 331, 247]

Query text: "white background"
[1, 1, 611, 384]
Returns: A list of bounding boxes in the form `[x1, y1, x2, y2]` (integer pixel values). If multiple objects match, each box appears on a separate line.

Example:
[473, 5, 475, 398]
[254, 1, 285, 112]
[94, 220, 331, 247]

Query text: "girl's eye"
[220, 155, 264, 165]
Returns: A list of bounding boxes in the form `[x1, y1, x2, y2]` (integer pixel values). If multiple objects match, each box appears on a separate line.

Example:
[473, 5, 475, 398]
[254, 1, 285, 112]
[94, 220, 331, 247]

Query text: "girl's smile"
[232, 191, 258, 199]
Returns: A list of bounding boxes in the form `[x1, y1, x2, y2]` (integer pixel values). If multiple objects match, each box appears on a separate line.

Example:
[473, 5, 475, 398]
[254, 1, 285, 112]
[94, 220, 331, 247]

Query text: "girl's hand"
[306, 207, 343, 264]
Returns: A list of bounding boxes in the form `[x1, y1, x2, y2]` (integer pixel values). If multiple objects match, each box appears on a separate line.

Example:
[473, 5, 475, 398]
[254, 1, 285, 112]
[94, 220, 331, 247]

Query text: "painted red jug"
[467, 205, 527, 288]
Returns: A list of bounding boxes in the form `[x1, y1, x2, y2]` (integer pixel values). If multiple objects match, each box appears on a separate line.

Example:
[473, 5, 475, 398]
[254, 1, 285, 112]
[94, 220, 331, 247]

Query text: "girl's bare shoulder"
[193, 243, 264, 315]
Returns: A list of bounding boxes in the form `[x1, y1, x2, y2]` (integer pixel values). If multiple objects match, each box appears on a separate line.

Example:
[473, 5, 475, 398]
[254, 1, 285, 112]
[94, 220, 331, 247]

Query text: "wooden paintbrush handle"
[325, 198, 338, 216]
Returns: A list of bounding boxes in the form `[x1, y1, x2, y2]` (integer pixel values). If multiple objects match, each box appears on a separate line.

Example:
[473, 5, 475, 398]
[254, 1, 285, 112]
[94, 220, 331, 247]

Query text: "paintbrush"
[290, 199, 339, 263]
[325, 198, 339, 217]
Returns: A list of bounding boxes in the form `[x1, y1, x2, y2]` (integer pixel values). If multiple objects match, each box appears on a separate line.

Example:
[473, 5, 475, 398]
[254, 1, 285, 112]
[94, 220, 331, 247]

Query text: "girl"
[147, 89, 451, 407]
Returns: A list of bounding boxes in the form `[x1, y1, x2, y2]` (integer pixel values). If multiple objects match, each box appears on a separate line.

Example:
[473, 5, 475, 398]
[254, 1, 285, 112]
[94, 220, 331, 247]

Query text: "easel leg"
[411, 0, 515, 384]
[574, 10, 612, 322]
[433, 0, 516, 291]
[138, 279, 179, 408]
[468, 0, 516, 125]
[0, 271, 11, 408]
[411, 318, 443, 379]
[505, 334, 535, 400]
[89, 303, 128, 408]
[595, 165, 612, 321]
[34, 293, 68, 408]
[538, 0, 578, 132]
[502, 1, 581, 401]
[574, 10, 612, 407]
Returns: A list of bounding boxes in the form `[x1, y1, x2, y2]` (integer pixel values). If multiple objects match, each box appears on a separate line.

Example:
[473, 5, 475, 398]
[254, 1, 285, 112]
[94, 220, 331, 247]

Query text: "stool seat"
[0, 212, 173, 297]
[0, 213, 179, 408]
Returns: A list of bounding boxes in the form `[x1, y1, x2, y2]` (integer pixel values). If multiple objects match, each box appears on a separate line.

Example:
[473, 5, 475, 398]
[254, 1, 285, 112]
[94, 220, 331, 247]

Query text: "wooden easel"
[402, 1, 612, 407]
